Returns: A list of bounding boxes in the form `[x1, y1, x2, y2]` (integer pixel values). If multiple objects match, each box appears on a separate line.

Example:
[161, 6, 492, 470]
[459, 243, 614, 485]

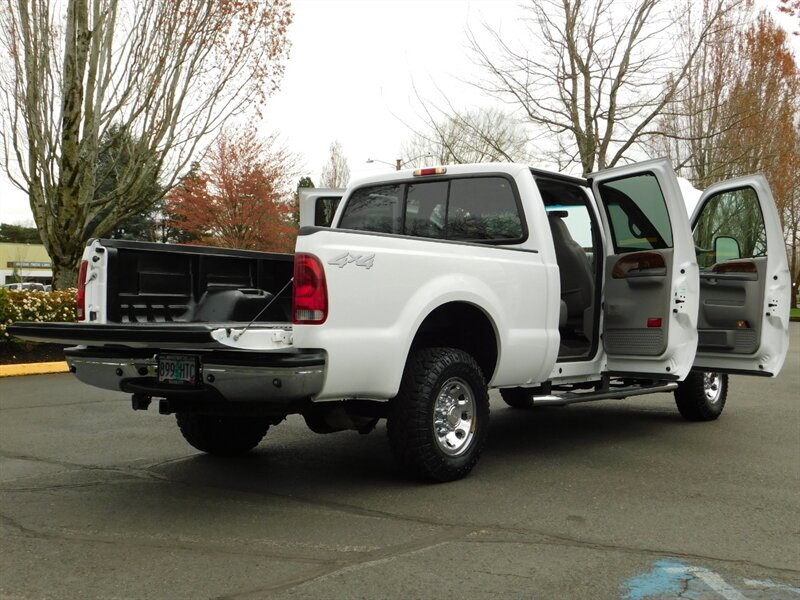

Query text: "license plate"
[157, 354, 199, 385]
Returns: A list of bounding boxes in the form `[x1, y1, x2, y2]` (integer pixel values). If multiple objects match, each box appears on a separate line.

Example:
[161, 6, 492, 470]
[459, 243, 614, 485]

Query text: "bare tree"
[319, 140, 350, 188]
[467, 0, 745, 175]
[402, 104, 530, 166]
[661, 9, 800, 306]
[0, 0, 292, 287]
[656, 1, 759, 187]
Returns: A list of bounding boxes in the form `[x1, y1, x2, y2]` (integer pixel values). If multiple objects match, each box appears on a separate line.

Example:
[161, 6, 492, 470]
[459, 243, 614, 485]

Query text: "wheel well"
[410, 302, 498, 381]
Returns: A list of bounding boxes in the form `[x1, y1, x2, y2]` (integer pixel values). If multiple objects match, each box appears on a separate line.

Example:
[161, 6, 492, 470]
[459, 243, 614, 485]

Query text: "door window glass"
[692, 186, 766, 269]
[599, 173, 673, 252]
[314, 197, 341, 227]
[338, 185, 403, 233]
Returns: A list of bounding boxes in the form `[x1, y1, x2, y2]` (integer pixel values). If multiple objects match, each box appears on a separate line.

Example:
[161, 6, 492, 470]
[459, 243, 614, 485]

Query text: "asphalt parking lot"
[1, 325, 798, 599]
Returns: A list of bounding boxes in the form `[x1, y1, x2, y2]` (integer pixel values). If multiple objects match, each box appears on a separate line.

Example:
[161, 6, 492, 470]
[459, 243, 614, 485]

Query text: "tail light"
[293, 253, 328, 324]
[76, 260, 88, 321]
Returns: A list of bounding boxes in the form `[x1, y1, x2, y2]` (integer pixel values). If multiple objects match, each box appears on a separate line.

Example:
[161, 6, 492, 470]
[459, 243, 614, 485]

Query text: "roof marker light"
[413, 167, 447, 177]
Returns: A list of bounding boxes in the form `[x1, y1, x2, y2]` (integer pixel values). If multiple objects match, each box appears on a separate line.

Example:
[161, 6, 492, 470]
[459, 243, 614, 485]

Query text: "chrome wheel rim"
[703, 372, 722, 404]
[433, 377, 477, 457]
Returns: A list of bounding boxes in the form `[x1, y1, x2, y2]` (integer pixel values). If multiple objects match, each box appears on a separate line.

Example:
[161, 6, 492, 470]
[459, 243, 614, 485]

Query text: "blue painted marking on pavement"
[622, 559, 693, 600]
[624, 559, 800, 599]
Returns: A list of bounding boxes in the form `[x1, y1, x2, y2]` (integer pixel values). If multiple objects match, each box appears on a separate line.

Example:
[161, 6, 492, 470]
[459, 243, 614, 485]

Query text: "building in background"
[0, 243, 52, 285]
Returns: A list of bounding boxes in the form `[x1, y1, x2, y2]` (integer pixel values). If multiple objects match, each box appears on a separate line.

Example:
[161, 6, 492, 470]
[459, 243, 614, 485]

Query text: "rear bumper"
[64, 346, 325, 403]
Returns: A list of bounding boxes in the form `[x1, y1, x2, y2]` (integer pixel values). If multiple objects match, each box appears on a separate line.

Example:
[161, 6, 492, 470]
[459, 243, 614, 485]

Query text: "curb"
[0, 361, 70, 378]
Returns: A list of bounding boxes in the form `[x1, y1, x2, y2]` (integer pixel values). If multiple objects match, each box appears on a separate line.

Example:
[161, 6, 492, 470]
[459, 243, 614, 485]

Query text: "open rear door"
[689, 174, 790, 376]
[590, 158, 699, 380]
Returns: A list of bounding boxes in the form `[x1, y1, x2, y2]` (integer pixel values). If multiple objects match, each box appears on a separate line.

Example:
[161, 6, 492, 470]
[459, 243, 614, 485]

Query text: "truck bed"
[92, 239, 294, 324]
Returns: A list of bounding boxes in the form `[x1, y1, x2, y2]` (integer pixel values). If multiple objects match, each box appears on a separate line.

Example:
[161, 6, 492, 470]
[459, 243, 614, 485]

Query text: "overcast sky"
[0, 0, 796, 225]
[265, 0, 514, 181]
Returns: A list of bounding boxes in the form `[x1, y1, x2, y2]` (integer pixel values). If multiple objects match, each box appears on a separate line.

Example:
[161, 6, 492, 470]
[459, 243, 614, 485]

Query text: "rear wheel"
[387, 347, 490, 482]
[674, 372, 728, 421]
[176, 413, 270, 456]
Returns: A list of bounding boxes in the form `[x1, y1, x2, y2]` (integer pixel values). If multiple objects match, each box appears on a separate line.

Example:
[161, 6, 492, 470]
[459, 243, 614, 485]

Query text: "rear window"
[339, 176, 524, 244]
[405, 181, 448, 239]
[447, 178, 522, 241]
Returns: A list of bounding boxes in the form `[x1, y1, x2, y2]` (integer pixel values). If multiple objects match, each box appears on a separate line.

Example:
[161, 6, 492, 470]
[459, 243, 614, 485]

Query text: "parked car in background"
[3, 282, 46, 291]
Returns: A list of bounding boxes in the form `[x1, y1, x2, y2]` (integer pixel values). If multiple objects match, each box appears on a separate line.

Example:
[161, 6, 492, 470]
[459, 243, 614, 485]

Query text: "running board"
[532, 383, 678, 407]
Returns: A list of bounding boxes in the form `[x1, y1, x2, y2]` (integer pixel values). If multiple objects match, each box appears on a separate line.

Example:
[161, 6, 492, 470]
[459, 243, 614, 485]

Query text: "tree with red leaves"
[166, 130, 298, 254]
[660, 8, 800, 306]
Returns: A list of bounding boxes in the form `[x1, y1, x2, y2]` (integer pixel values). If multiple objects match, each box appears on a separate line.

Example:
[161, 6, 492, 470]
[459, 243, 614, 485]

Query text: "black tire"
[500, 387, 535, 409]
[387, 347, 490, 482]
[176, 413, 270, 456]
[674, 372, 728, 421]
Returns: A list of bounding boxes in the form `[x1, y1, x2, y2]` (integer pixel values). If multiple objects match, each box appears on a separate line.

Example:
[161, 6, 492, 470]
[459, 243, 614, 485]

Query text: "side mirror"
[714, 236, 740, 262]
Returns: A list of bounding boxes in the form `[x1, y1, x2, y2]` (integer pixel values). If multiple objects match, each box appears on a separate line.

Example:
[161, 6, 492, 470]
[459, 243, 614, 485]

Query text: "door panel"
[697, 258, 764, 354]
[604, 249, 672, 357]
[591, 158, 699, 379]
[690, 176, 790, 376]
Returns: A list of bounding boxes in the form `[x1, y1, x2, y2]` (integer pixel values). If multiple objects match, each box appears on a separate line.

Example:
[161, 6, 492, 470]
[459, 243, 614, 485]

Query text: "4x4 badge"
[328, 252, 375, 270]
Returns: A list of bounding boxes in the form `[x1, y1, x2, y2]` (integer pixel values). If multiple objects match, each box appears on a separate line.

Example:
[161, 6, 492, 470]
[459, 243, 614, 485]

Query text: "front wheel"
[176, 413, 270, 456]
[387, 347, 490, 482]
[674, 372, 728, 422]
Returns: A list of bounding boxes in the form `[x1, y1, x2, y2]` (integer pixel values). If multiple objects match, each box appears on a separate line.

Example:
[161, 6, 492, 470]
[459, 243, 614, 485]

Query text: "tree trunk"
[791, 240, 798, 309]
[52, 258, 80, 290]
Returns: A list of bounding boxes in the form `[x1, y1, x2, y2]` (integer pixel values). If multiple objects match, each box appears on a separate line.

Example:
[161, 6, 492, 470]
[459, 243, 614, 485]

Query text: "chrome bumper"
[65, 347, 325, 403]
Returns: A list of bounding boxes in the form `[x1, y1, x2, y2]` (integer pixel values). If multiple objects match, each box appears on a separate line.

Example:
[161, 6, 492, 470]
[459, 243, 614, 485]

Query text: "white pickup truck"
[11, 159, 791, 481]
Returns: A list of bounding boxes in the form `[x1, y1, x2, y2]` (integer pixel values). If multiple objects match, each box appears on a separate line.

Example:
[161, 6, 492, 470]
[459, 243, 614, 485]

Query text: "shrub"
[0, 288, 78, 341]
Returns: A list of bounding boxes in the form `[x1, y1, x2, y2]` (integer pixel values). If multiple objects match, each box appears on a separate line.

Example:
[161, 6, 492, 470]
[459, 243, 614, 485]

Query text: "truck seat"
[548, 214, 594, 330]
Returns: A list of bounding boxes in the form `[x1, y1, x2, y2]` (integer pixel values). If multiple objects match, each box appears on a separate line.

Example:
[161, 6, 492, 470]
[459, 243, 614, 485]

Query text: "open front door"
[298, 188, 344, 228]
[689, 175, 790, 376]
[591, 158, 699, 380]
